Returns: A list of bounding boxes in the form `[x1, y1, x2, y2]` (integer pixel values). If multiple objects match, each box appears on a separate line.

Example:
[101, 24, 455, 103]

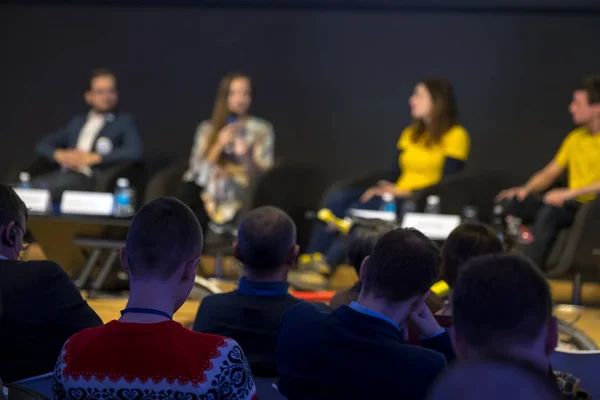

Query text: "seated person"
[193, 206, 303, 377]
[276, 228, 455, 400]
[32, 68, 143, 202]
[304, 77, 470, 269]
[428, 357, 562, 400]
[53, 198, 256, 399]
[0, 184, 102, 382]
[496, 75, 600, 268]
[452, 254, 590, 399]
[177, 73, 274, 230]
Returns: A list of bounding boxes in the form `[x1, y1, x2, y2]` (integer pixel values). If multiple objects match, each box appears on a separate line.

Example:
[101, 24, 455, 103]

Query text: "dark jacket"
[276, 302, 455, 400]
[0, 259, 102, 382]
[35, 112, 143, 169]
[193, 279, 302, 377]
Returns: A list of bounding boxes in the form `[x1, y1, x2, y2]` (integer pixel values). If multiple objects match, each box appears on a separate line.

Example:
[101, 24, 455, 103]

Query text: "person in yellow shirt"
[304, 78, 471, 269]
[496, 75, 600, 268]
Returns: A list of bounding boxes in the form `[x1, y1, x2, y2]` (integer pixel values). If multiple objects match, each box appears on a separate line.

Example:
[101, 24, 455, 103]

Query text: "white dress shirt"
[74, 112, 106, 176]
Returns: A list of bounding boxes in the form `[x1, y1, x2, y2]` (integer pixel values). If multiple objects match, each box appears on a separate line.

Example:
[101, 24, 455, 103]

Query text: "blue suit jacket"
[35, 112, 143, 170]
[276, 302, 455, 400]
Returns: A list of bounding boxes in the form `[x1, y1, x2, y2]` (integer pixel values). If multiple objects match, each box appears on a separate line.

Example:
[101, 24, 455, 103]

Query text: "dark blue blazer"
[35, 112, 143, 169]
[276, 302, 455, 400]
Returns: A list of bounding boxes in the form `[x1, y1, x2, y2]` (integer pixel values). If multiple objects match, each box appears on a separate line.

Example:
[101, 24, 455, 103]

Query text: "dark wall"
[1, 4, 599, 188]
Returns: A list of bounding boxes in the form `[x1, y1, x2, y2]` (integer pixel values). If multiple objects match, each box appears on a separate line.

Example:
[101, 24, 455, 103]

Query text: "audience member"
[452, 254, 589, 398]
[0, 184, 102, 382]
[496, 75, 600, 269]
[427, 357, 562, 400]
[53, 198, 256, 399]
[177, 73, 274, 230]
[193, 206, 302, 377]
[277, 228, 455, 400]
[33, 69, 143, 202]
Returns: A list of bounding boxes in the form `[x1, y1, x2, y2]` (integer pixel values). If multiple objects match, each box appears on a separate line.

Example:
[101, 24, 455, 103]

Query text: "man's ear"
[358, 256, 370, 282]
[120, 247, 130, 275]
[451, 326, 469, 359]
[545, 316, 559, 356]
[182, 258, 200, 282]
[233, 241, 242, 263]
[286, 245, 300, 267]
[3, 221, 16, 246]
[84, 90, 93, 106]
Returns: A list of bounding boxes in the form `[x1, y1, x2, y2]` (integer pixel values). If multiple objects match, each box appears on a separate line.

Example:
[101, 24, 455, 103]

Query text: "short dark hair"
[126, 197, 203, 279]
[362, 228, 440, 302]
[441, 223, 504, 287]
[87, 68, 116, 91]
[452, 254, 552, 349]
[0, 185, 28, 228]
[428, 357, 561, 400]
[575, 75, 600, 104]
[346, 225, 388, 274]
[236, 206, 296, 271]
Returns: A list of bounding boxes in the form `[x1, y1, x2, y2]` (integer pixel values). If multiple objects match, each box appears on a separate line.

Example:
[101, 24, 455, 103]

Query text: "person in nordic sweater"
[52, 197, 256, 400]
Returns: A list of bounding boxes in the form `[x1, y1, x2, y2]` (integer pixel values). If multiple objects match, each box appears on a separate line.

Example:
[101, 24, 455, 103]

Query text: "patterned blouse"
[183, 117, 274, 224]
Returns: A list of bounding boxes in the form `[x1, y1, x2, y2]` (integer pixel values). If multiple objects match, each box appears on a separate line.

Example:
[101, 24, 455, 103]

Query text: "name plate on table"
[348, 209, 397, 222]
[13, 188, 51, 213]
[401, 212, 461, 240]
[60, 191, 114, 216]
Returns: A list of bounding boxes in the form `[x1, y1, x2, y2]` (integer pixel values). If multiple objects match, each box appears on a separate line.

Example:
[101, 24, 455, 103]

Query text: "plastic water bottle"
[18, 172, 32, 189]
[424, 195, 441, 214]
[113, 178, 135, 218]
[381, 193, 397, 212]
[462, 205, 478, 222]
[492, 204, 504, 231]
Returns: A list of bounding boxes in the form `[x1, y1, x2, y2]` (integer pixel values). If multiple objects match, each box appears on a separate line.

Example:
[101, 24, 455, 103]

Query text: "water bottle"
[113, 178, 135, 218]
[18, 172, 32, 189]
[462, 205, 478, 222]
[424, 195, 441, 214]
[380, 192, 397, 221]
[492, 204, 505, 231]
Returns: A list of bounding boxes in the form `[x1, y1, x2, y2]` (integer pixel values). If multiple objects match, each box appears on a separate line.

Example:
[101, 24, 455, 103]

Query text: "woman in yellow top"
[305, 78, 471, 268]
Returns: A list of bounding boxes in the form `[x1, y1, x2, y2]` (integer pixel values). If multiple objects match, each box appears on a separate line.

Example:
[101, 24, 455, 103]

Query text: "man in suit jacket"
[33, 69, 143, 201]
[276, 228, 455, 400]
[193, 206, 303, 377]
[0, 185, 102, 382]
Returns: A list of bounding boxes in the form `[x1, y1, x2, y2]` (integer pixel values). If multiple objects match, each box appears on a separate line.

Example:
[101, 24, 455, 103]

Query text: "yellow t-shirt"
[396, 125, 470, 191]
[554, 126, 600, 203]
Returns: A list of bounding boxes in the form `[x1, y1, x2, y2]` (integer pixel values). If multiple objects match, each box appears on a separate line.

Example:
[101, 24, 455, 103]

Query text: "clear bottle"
[113, 178, 135, 218]
[18, 172, 32, 189]
[462, 205, 478, 222]
[424, 195, 441, 214]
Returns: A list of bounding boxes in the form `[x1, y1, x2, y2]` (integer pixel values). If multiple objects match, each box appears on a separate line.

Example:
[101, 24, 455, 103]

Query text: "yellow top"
[396, 125, 470, 191]
[554, 126, 600, 203]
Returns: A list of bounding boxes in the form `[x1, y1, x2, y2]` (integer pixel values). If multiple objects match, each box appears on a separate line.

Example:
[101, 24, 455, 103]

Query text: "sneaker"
[298, 252, 331, 275]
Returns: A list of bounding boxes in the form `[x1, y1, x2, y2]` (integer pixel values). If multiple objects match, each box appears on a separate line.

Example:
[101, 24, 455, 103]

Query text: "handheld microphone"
[316, 208, 352, 235]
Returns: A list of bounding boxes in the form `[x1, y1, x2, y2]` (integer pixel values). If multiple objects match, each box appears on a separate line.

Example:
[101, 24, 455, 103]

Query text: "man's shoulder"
[280, 301, 330, 331]
[0, 259, 65, 277]
[565, 126, 590, 141]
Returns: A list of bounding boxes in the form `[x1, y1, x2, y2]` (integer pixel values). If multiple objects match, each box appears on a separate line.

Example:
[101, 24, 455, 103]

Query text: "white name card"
[348, 209, 397, 222]
[60, 191, 114, 216]
[13, 188, 52, 214]
[401, 212, 461, 240]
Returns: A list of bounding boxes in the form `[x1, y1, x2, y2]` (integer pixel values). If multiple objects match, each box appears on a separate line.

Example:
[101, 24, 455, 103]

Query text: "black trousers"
[175, 181, 210, 233]
[500, 196, 581, 269]
[29, 169, 95, 203]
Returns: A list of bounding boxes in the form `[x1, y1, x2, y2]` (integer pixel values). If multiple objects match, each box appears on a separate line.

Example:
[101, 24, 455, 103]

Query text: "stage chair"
[550, 349, 600, 398]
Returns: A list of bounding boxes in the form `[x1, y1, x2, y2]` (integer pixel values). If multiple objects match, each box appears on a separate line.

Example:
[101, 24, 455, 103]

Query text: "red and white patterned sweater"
[52, 320, 257, 399]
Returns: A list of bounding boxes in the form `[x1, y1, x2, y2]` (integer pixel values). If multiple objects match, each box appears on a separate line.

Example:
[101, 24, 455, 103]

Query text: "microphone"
[430, 280, 450, 297]
[311, 208, 352, 235]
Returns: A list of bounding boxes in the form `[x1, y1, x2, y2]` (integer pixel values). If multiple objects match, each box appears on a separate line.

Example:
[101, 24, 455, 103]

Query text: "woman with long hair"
[304, 78, 471, 270]
[177, 73, 274, 229]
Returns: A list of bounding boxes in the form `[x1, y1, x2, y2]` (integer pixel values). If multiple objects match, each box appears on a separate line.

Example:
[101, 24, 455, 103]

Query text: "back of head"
[236, 206, 296, 273]
[362, 228, 440, 302]
[0, 185, 27, 229]
[126, 197, 203, 280]
[346, 225, 388, 274]
[428, 358, 561, 400]
[452, 254, 552, 350]
[442, 222, 504, 287]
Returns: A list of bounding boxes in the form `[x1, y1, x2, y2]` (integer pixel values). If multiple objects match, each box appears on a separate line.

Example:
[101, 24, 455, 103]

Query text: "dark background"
[1, 2, 600, 188]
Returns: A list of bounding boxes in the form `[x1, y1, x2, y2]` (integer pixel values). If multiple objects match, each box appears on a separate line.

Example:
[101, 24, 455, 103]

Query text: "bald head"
[235, 206, 297, 272]
[428, 359, 561, 400]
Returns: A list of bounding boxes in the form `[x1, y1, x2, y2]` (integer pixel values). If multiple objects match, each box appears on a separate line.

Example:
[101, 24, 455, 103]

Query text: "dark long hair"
[206, 73, 252, 154]
[412, 77, 459, 145]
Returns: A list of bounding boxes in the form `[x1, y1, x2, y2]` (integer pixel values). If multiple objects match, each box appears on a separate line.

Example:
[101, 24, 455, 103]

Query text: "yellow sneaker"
[298, 252, 332, 276]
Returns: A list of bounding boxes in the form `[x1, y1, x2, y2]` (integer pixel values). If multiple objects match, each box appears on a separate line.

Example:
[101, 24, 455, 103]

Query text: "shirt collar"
[237, 277, 289, 296]
[348, 301, 401, 332]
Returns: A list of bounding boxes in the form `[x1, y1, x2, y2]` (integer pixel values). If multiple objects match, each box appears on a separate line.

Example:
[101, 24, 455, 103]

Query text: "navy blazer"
[35, 112, 143, 169]
[276, 302, 455, 400]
